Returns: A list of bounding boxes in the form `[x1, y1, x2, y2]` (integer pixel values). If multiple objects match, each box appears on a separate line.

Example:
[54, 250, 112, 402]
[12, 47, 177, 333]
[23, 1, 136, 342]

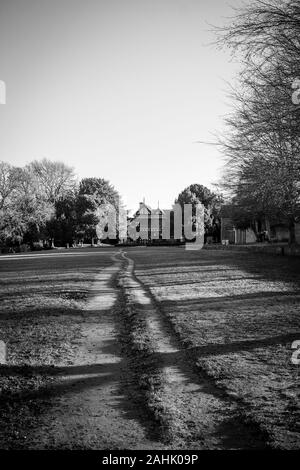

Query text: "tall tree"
[0, 163, 53, 247]
[78, 178, 121, 243]
[0, 162, 20, 210]
[217, 0, 300, 242]
[175, 184, 223, 241]
[28, 158, 77, 203]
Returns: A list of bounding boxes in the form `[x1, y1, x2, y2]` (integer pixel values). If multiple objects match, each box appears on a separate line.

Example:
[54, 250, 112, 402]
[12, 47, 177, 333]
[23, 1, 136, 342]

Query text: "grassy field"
[0, 249, 117, 448]
[128, 247, 300, 449]
[0, 246, 299, 449]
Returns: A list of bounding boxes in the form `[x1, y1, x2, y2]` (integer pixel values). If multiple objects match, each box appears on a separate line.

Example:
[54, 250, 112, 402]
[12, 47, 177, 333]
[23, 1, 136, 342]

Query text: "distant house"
[220, 204, 300, 244]
[129, 201, 152, 242]
[220, 205, 257, 244]
[127, 201, 175, 244]
[129, 200, 223, 245]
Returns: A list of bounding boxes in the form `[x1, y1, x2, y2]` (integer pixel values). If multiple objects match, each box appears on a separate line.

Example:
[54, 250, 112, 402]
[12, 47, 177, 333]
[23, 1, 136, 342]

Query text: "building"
[127, 201, 175, 244]
[220, 204, 300, 244]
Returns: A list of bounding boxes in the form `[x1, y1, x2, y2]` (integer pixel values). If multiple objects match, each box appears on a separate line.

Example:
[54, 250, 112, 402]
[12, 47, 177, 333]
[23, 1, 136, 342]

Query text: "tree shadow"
[159, 290, 300, 306]
[154, 331, 299, 362]
[1, 315, 295, 448]
[134, 250, 300, 288]
[0, 329, 161, 445]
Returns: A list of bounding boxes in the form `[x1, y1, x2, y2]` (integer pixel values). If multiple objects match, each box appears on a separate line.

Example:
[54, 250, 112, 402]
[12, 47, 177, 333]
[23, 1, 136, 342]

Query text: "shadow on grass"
[0, 357, 162, 444]
[1, 319, 295, 447]
[0, 315, 162, 445]
[159, 290, 300, 306]
[154, 331, 300, 361]
[134, 250, 300, 288]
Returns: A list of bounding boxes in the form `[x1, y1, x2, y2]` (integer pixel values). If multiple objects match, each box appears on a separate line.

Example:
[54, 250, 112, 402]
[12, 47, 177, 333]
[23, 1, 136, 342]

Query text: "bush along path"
[117, 251, 268, 449]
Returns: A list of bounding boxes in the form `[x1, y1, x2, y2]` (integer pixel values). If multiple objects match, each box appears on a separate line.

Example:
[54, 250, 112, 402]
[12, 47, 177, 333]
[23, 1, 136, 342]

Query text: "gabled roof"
[152, 208, 164, 215]
[132, 202, 170, 219]
[133, 201, 151, 218]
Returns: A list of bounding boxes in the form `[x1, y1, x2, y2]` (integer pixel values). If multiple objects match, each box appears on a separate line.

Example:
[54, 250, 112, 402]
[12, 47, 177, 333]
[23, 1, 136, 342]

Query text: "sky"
[0, 0, 243, 211]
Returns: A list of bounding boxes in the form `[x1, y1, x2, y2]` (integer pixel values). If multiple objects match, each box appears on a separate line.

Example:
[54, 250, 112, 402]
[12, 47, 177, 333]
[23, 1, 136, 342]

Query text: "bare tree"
[0, 161, 21, 210]
[216, 0, 300, 242]
[28, 158, 77, 203]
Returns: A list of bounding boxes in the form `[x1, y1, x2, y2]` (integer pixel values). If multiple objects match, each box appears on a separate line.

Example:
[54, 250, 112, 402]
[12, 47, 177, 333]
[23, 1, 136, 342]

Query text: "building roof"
[133, 201, 167, 218]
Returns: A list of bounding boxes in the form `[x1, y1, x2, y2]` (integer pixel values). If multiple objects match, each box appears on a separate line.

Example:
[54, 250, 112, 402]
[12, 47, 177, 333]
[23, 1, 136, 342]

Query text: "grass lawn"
[1, 246, 299, 449]
[0, 249, 117, 447]
[128, 247, 300, 449]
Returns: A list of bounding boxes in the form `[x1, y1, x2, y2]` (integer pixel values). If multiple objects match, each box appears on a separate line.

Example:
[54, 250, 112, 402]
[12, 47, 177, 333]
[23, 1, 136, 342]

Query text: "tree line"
[0, 159, 120, 251]
[0, 157, 223, 250]
[217, 0, 300, 243]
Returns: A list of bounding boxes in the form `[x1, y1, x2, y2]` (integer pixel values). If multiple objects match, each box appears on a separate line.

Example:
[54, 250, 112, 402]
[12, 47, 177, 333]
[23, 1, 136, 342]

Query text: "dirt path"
[120, 251, 267, 449]
[20, 252, 165, 449]
[6, 249, 269, 449]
